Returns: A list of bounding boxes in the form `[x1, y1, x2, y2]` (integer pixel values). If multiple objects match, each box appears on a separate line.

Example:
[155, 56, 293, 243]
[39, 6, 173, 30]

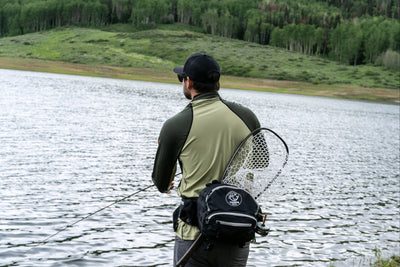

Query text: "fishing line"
[28, 171, 181, 251]
[28, 184, 155, 250]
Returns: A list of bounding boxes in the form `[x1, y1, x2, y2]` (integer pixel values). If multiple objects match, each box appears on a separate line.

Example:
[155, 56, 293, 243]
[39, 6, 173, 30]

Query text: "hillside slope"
[0, 26, 398, 103]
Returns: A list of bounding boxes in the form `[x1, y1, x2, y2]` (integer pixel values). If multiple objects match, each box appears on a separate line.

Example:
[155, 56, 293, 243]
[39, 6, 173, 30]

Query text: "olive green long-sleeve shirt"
[152, 92, 260, 240]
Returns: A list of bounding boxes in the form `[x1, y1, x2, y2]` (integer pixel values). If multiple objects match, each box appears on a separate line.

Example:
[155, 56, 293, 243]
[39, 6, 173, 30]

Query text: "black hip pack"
[197, 181, 260, 245]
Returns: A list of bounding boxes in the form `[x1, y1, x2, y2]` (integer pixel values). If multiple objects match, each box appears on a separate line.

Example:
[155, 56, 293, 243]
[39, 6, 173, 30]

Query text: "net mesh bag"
[221, 129, 288, 199]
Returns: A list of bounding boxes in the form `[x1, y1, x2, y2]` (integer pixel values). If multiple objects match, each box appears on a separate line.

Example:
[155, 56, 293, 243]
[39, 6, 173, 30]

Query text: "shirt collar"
[191, 91, 220, 102]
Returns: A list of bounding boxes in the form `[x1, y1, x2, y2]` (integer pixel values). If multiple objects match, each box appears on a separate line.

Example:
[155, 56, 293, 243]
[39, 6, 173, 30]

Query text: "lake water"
[0, 69, 399, 266]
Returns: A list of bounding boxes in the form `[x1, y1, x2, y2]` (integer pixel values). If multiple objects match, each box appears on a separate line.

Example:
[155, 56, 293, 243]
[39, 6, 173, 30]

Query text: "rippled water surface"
[1, 69, 399, 266]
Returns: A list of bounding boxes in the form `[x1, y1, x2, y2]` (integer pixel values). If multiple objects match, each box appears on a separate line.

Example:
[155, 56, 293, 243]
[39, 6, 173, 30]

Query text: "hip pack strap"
[173, 198, 198, 231]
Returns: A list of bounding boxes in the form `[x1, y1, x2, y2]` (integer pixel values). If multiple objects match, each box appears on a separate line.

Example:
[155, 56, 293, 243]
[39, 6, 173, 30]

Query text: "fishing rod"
[28, 171, 183, 250]
[28, 184, 155, 249]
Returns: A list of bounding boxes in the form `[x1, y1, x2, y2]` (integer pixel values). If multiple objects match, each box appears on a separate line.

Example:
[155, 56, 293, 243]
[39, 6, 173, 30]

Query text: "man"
[152, 53, 260, 266]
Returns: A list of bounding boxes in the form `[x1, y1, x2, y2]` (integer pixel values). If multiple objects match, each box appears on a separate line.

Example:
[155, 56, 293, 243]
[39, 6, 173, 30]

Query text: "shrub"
[375, 49, 400, 70]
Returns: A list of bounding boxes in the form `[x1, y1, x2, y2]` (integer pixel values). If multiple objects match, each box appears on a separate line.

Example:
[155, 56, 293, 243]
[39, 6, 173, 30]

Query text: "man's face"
[183, 79, 191, 100]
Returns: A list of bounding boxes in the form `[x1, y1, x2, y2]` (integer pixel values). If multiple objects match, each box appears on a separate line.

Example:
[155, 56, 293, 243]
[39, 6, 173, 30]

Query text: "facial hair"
[183, 80, 191, 100]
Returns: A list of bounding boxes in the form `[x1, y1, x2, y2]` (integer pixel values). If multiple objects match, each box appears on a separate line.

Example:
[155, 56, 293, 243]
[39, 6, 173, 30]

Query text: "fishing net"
[221, 128, 289, 200]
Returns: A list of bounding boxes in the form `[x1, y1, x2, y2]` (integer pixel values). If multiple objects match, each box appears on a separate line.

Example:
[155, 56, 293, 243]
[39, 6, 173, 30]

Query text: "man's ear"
[186, 77, 194, 89]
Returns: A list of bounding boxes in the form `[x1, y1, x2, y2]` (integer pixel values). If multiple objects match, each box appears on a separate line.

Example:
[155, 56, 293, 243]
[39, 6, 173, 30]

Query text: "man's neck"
[191, 91, 219, 101]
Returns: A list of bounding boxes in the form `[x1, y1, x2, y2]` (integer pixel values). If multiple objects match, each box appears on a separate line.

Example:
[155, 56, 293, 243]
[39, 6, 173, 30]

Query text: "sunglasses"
[177, 73, 187, 82]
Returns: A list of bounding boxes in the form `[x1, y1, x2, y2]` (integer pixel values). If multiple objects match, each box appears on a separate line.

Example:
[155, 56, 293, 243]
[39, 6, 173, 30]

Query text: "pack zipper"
[205, 185, 259, 213]
[206, 212, 257, 224]
[216, 220, 253, 228]
[206, 185, 240, 204]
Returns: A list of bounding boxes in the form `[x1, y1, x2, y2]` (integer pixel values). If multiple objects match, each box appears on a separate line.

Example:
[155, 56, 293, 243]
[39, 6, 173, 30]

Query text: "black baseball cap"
[173, 53, 220, 83]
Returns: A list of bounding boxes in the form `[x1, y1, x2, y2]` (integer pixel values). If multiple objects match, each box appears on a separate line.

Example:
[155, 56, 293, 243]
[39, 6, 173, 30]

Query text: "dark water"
[0, 69, 399, 266]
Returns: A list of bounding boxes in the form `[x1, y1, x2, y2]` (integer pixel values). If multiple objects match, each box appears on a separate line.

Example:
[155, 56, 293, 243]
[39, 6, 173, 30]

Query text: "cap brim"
[173, 65, 184, 74]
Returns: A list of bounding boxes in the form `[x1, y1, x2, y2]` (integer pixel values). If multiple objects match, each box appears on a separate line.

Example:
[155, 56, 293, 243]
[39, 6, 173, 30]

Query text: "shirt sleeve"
[221, 99, 261, 131]
[152, 105, 193, 193]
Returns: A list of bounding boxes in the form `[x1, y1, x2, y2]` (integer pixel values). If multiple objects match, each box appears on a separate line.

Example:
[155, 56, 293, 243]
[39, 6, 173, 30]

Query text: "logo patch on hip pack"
[225, 191, 242, 207]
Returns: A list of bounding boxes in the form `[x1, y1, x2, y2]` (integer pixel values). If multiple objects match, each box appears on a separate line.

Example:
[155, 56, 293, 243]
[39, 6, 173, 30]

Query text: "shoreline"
[1, 56, 398, 104]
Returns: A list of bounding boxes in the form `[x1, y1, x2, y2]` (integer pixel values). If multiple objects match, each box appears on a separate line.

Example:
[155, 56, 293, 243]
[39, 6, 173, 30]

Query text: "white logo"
[225, 191, 242, 207]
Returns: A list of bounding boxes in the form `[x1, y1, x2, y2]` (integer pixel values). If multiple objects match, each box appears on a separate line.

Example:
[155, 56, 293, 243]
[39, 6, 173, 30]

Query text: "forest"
[0, 0, 399, 69]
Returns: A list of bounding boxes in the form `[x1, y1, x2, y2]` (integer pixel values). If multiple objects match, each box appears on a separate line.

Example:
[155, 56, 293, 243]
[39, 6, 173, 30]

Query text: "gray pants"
[173, 236, 250, 267]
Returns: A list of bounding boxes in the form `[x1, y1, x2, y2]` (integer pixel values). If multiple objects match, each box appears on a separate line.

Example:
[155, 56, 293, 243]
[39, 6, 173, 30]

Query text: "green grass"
[0, 24, 398, 103]
[372, 248, 400, 267]
[374, 255, 400, 267]
[329, 248, 400, 267]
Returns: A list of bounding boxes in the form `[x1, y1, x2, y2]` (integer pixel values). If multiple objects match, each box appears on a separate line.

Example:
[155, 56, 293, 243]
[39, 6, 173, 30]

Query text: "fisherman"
[152, 53, 261, 266]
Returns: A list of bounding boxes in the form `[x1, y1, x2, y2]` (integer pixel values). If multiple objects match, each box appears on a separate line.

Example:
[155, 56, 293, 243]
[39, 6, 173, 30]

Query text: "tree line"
[1, 0, 399, 68]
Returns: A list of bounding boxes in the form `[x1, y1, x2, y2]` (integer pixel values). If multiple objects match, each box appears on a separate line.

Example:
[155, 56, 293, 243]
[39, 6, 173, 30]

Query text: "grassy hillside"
[0, 26, 398, 103]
